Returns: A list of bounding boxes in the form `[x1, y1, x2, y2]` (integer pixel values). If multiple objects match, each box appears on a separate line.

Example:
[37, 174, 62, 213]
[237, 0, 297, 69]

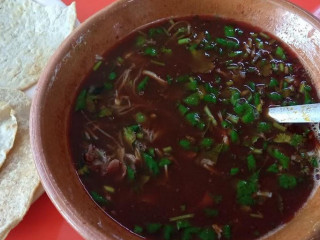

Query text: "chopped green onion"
[108, 72, 117, 80]
[198, 228, 217, 240]
[151, 60, 166, 66]
[144, 46, 158, 56]
[93, 61, 103, 71]
[134, 225, 143, 234]
[216, 38, 239, 49]
[148, 148, 155, 157]
[230, 168, 239, 176]
[116, 57, 124, 65]
[273, 122, 286, 131]
[204, 106, 218, 126]
[90, 191, 108, 205]
[186, 112, 201, 126]
[205, 83, 218, 94]
[230, 129, 239, 143]
[275, 46, 286, 60]
[259, 32, 270, 39]
[98, 107, 112, 118]
[267, 163, 278, 173]
[148, 27, 165, 37]
[137, 76, 149, 92]
[159, 158, 172, 167]
[166, 75, 173, 84]
[222, 225, 232, 240]
[103, 185, 115, 193]
[163, 225, 174, 240]
[178, 38, 191, 45]
[77, 165, 89, 175]
[161, 47, 173, 54]
[179, 139, 192, 150]
[176, 75, 190, 83]
[290, 134, 304, 147]
[176, 220, 191, 230]
[221, 120, 232, 129]
[268, 92, 282, 101]
[143, 152, 159, 175]
[75, 89, 87, 111]
[200, 138, 214, 149]
[203, 93, 217, 103]
[135, 112, 146, 123]
[127, 165, 135, 180]
[310, 157, 319, 168]
[253, 93, 260, 106]
[225, 25, 235, 37]
[178, 104, 190, 116]
[123, 127, 136, 145]
[272, 149, 290, 169]
[169, 213, 195, 222]
[236, 173, 259, 206]
[104, 82, 113, 90]
[227, 113, 239, 124]
[228, 50, 243, 57]
[182, 227, 200, 240]
[247, 154, 256, 171]
[135, 35, 146, 47]
[230, 89, 241, 106]
[279, 174, 297, 189]
[146, 223, 162, 234]
[183, 93, 200, 106]
[163, 146, 173, 153]
[186, 78, 198, 91]
[258, 122, 271, 132]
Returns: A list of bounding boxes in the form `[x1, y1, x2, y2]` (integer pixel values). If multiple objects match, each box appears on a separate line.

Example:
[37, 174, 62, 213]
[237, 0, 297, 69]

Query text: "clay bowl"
[31, 0, 320, 239]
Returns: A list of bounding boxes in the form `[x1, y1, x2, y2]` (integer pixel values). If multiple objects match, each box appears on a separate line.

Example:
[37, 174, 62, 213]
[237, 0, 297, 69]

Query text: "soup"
[69, 16, 319, 240]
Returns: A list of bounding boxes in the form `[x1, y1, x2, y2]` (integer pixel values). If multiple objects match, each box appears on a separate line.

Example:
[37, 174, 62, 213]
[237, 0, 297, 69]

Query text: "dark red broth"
[69, 17, 319, 240]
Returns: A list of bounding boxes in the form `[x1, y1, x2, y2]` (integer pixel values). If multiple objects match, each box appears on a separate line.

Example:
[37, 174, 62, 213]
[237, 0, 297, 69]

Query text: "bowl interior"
[31, 0, 320, 239]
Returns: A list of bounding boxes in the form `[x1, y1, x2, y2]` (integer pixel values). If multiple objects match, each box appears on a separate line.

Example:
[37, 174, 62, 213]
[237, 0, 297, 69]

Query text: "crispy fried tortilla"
[0, 0, 77, 90]
[0, 102, 17, 169]
[0, 89, 41, 240]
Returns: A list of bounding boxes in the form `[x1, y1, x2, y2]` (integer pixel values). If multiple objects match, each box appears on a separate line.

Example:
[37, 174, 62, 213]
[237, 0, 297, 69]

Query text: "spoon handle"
[268, 103, 320, 123]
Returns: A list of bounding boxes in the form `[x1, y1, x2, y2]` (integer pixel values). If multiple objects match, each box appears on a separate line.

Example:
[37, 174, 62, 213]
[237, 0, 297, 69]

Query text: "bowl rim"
[30, 0, 320, 239]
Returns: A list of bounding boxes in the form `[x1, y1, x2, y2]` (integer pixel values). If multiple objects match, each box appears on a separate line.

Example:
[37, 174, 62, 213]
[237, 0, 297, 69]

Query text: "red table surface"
[6, 0, 320, 239]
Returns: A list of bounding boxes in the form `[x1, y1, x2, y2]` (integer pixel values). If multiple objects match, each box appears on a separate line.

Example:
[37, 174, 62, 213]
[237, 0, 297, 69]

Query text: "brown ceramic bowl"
[31, 0, 320, 239]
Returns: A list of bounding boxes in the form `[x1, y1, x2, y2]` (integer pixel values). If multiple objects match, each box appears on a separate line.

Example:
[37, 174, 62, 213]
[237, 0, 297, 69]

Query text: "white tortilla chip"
[0, 102, 17, 169]
[0, 89, 41, 239]
[0, 0, 77, 90]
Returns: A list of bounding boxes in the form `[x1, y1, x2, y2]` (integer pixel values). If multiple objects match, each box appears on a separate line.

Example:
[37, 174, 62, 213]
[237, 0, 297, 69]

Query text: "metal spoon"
[268, 103, 320, 123]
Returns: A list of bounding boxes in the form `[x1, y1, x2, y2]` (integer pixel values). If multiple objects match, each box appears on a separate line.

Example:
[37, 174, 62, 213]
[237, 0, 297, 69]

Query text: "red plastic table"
[6, 0, 320, 239]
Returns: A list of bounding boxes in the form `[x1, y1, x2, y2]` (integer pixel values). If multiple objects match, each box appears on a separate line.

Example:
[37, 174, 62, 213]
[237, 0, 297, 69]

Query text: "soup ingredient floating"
[0, 89, 41, 240]
[70, 17, 319, 240]
[0, 0, 77, 90]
